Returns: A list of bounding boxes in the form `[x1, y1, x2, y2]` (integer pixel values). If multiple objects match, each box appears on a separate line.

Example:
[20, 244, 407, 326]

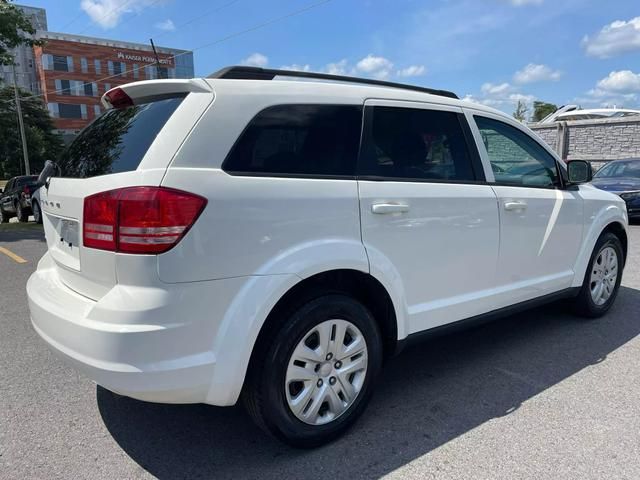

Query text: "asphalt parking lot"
[1, 222, 639, 480]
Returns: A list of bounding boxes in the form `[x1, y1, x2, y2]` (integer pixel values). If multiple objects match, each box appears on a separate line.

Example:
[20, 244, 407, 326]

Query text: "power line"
[2, 0, 335, 105]
[148, 0, 242, 43]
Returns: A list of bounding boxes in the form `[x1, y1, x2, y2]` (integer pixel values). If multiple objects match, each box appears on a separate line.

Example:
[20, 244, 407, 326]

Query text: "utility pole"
[12, 63, 30, 175]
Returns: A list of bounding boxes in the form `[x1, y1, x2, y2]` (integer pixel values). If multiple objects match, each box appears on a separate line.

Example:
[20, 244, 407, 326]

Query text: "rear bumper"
[27, 253, 249, 405]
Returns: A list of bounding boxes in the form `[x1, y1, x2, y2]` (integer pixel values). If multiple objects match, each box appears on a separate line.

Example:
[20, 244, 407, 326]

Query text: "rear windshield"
[58, 96, 184, 178]
[15, 176, 38, 187]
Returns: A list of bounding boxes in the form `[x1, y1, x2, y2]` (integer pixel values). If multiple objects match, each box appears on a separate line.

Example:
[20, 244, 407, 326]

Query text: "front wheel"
[571, 232, 624, 318]
[0, 208, 10, 223]
[243, 294, 383, 447]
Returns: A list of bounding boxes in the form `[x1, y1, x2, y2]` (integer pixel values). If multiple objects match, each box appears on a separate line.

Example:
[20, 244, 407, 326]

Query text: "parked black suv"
[0, 175, 39, 223]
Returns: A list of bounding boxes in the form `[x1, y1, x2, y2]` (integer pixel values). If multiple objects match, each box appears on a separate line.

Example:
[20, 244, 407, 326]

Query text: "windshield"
[58, 96, 185, 178]
[594, 161, 640, 179]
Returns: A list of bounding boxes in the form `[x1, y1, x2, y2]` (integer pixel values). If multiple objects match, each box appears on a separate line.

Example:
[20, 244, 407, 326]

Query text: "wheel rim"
[285, 319, 368, 426]
[590, 246, 618, 306]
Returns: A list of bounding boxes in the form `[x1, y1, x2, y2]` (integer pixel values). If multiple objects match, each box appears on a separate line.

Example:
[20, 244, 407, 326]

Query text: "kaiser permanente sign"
[116, 51, 174, 66]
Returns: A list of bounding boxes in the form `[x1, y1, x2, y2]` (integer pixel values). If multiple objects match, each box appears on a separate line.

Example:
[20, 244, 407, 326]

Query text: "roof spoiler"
[101, 79, 212, 109]
[208, 65, 459, 99]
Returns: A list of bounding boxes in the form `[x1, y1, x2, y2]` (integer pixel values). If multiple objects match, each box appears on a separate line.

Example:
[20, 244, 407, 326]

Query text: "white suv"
[27, 67, 628, 447]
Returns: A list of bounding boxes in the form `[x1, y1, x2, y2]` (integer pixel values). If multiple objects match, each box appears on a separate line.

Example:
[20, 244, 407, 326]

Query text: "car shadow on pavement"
[0, 224, 45, 243]
[97, 286, 640, 480]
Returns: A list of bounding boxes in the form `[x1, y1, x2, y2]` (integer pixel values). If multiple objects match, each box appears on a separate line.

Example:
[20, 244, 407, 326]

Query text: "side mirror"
[567, 160, 592, 184]
[37, 160, 60, 189]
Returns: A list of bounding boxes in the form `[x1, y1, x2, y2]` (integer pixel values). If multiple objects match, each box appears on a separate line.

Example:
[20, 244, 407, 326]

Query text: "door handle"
[371, 203, 410, 214]
[504, 200, 528, 211]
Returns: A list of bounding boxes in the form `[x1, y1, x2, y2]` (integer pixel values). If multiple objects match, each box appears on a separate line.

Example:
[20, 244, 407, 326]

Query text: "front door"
[358, 100, 500, 335]
[471, 112, 583, 303]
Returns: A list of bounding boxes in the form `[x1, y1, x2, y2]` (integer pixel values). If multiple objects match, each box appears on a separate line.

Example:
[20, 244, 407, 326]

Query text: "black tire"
[571, 232, 624, 318]
[32, 200, 42, 224]
[0, 208, 10, 223]
[16, 202, 29, 223]
[243, 293, 383, 448]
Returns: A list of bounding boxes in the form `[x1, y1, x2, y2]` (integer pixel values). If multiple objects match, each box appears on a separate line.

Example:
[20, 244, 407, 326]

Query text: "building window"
[133, 63, 139, 79]
[47, 102, 59, 118]
[108, 61, 114, 75]
[41, 54, 52, 70]
[84, 82, 94, 96]
[55, 79, 69, 95]
[104, 83, 111, 92]
[81, 57, 88, 73]
[53, 55, 69, 72]
[58, 103, 87, 119]
[94, 59, 101, 75]
[120, 62, 126, 77]
[94, 105, 101, 117]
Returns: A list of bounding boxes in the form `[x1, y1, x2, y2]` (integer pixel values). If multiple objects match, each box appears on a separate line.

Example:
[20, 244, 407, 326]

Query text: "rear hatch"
[40, 79, 213, 300]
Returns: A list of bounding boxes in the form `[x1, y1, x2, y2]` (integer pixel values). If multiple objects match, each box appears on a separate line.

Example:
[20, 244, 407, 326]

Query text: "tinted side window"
[359, 106, 475, 181]
[223, 105, 362, 177]
[475, 116, 559, 188]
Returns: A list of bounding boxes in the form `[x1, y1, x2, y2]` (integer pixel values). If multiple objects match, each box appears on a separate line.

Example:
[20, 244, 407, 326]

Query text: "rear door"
[40, 82, 212, 299]
[358, 100, 500, 334]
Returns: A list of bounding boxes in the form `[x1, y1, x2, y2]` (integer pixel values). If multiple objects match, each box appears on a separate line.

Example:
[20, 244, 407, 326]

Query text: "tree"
[0, 0, 43, 66]
[532, 101, 558, 122]
[0, 86, 64, 178]
[513, 100, 529, 122]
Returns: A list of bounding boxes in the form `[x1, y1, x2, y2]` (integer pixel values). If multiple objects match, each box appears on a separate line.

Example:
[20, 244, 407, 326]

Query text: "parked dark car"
[0, 175, 39, 223]
[590, 158, 640, 220]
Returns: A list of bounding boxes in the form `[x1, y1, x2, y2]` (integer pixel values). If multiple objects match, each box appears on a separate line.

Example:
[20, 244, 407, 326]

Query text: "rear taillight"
[83, 187, 206, 254]
[104, 87, 134, 109]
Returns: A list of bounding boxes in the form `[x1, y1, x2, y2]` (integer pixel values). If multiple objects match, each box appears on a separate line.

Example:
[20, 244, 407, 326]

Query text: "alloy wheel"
[590, 246, 618, 306]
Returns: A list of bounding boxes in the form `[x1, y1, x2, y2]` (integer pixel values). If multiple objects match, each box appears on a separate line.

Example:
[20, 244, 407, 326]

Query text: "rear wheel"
[32, 200, 42, 224]
[571, 232, 623, 318]
[16, 202, 28, 223]
[243, 294, 383, 447]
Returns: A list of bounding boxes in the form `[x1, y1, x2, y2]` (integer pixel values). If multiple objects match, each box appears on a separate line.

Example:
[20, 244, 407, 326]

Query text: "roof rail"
[208, 66, 459, 99]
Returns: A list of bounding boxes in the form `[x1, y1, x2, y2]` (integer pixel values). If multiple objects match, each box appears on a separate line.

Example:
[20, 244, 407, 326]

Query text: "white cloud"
[154, 19, 175, 31]
[355, 54, 394, 79]
[513, 63, 562, 84]
[241, 53, 268, 67]
[397, 65, 426, 77]
[578, 71, 640, 108]
[280, 64, 311, 72]
[596, 70, 640, 93]
[481, 82, 514, 95]
[466, 82, 535, 112]
[583, 17, 640, 58]
[80, 0, 157, 29]
[325, 59, 349, 76]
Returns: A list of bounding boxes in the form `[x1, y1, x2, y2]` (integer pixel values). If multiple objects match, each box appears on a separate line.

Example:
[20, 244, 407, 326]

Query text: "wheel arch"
[240, 269, 400, 395]
[602, 221, 628, 265]
[572, 207, 629, 288]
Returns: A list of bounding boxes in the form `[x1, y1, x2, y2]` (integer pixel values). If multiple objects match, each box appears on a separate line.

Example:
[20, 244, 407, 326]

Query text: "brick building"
[33, 32, 194, 136]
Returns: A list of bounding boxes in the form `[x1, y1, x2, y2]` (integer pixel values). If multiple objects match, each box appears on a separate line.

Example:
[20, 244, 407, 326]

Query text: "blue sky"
[24, 0, 640, 114]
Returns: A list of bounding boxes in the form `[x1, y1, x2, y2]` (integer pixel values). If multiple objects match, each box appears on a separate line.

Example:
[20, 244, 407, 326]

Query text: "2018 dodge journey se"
[27, 66, 628, 447]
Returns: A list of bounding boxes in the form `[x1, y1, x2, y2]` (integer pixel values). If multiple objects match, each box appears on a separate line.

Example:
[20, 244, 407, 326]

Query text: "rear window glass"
[58, 96, 184, 178]
[15, 176, 38, 187]
[223, 104, 363, 177]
